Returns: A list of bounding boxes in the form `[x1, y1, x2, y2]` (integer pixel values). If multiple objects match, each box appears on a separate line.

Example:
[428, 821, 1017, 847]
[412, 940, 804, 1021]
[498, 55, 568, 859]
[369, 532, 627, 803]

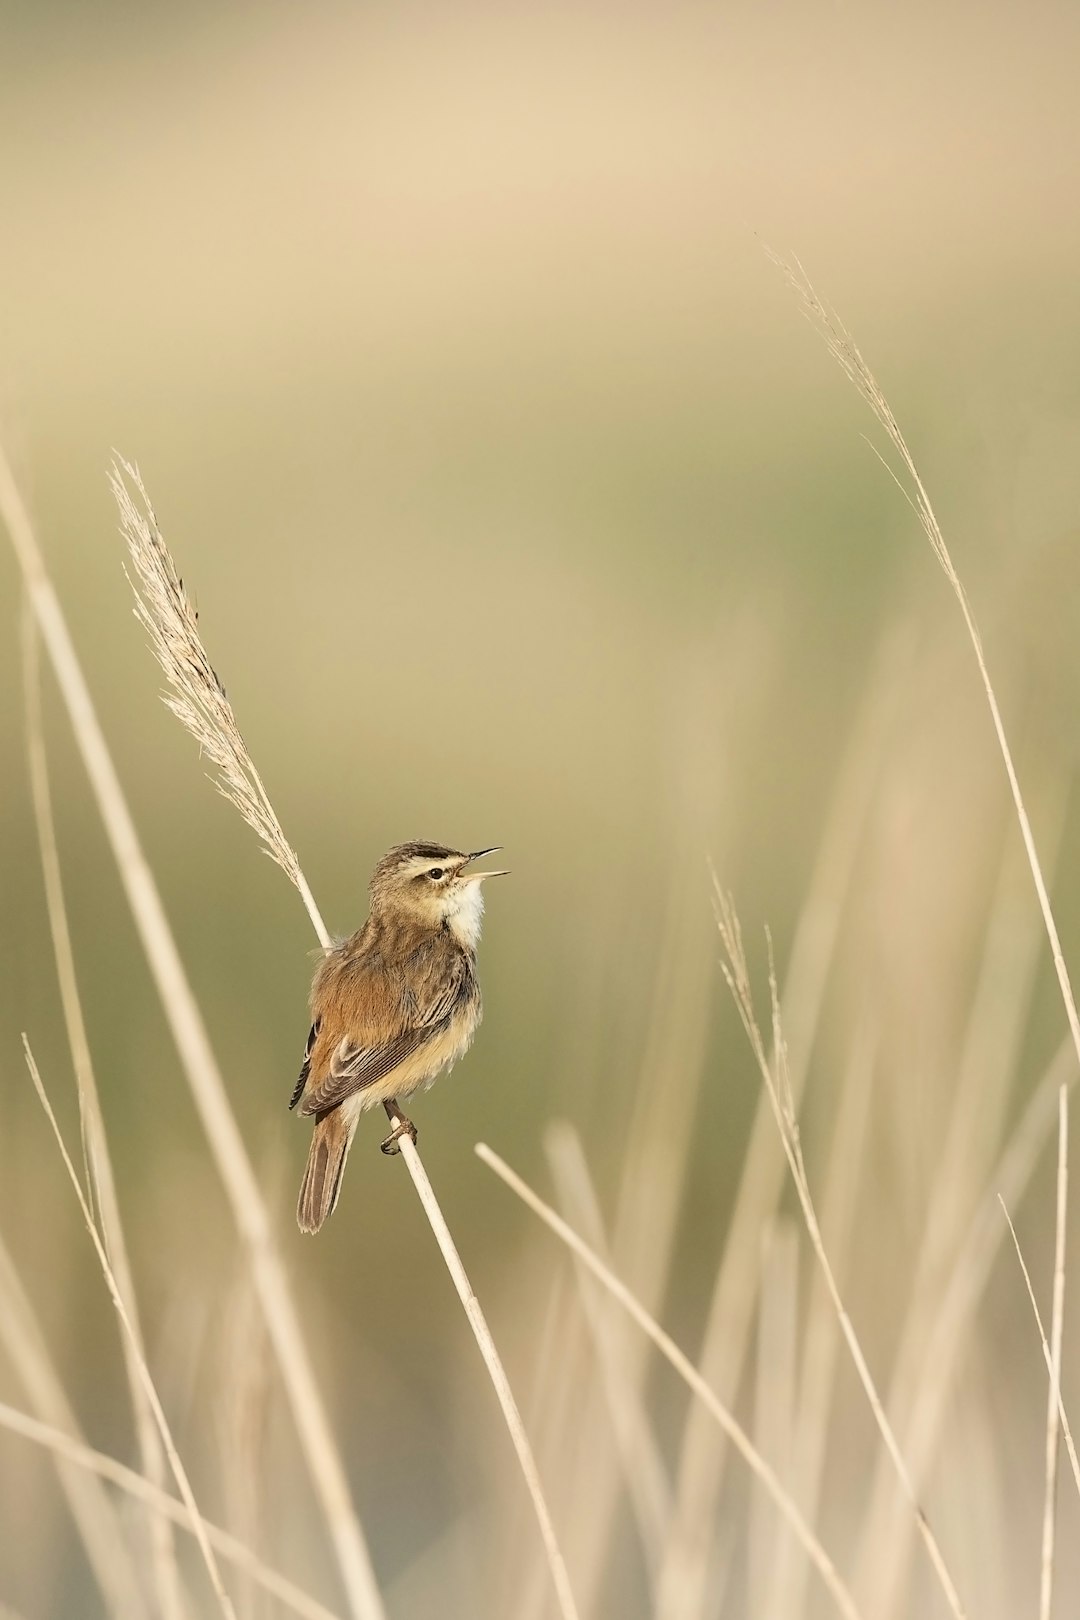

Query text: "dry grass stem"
[1040, 1084, 1070, 1620]
[577, 719, 735, 1616]
[781, 256, 1080, 1617]
[767, 1018, 877, 1620]
[21, 603, 184, 1620]
[714, 890, 967, 1620]
[395, 1136, 581, 1620]
[657, 642, 902, 1618]
[853, 1029, 1077, 1620]
[0, 1227, 145, 1619]
[22, 1037, 238, 1620]
[999, 1182, 1080, 1501]
[475, 1142, 866, 1620]
[0, 440, 386, 1620]
[749, 1218, 798, 1614]
[543, 1120, 672, 1578]
[109, 458, 579, 1620]
[776, 253, 1080, 1080]
[855, 802, 1062, 1616]
[0, 1399, 342, 1620]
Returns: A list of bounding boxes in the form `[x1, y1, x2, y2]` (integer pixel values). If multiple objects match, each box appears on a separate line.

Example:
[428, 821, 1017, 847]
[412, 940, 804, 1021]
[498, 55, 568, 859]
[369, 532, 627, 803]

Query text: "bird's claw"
[380, 1116, 418, 1155]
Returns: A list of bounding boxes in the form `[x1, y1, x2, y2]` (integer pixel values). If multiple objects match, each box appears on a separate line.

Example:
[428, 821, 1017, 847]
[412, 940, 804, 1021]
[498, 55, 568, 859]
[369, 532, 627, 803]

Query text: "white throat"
[447, 881, 484, 951]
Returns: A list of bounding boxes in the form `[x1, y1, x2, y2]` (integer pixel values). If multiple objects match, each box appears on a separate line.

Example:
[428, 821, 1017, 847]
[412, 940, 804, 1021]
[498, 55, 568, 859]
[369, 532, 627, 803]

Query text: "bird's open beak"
[464, 847, 509, 879]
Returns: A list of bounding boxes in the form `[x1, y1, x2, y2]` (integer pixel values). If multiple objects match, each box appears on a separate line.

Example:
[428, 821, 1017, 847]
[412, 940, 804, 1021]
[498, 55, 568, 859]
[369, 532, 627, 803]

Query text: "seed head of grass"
[110, 457, 306, 894]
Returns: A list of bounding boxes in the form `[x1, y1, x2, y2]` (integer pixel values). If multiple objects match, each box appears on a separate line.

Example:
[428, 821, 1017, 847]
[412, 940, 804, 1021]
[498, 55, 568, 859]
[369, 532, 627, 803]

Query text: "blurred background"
[2, 2, 1080, 1616]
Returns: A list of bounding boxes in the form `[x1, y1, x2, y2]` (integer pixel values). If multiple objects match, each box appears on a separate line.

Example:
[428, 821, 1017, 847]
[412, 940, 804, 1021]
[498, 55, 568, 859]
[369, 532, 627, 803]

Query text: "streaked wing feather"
[289, 1021, 320, 1110]
[298, 1017, 453, 1116]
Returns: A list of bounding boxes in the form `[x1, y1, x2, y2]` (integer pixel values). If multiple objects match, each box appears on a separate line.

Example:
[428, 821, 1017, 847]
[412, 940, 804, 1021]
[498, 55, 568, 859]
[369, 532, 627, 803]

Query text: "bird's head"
[369, 842, 508, 947]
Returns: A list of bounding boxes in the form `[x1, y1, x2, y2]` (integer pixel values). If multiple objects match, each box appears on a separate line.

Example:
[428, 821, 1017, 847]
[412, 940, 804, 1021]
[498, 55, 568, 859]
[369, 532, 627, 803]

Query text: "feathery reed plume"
[713, 890, 967, 1620]
[109, 458, 580, 1620]
[475, 1142, 864, 1620]
[22, 1037, 238, 1620]
[0, 1400, 341, 1620]
[111, 457, 329, 948]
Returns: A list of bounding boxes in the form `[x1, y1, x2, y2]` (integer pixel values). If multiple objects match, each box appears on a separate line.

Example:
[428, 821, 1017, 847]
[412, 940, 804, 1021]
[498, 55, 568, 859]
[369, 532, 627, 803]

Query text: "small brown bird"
[291, 841, 507, 1233]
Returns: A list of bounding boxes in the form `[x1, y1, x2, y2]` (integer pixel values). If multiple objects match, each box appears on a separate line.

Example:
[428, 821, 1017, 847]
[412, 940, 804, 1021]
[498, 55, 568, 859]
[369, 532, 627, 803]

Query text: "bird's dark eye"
[428, 868, 445, 881]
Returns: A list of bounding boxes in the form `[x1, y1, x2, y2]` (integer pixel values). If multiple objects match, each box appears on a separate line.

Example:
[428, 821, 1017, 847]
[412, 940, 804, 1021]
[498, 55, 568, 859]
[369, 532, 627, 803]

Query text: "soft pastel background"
[3, 3, 1080, 1617]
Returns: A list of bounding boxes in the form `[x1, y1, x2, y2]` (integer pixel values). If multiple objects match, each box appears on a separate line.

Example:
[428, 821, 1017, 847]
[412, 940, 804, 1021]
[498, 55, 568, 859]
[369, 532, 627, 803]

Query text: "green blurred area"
[3, 2, 1080, 1615]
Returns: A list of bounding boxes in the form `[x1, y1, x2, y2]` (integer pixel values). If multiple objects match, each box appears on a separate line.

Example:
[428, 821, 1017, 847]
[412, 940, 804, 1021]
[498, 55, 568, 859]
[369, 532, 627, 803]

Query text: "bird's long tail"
[297, 1107, 356, 1234]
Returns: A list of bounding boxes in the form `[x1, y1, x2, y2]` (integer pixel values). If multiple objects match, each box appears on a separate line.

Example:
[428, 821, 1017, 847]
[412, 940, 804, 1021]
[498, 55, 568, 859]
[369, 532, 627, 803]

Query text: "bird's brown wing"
[289, 1021, 320, 1110]
[296, 948, 473, 1117]
[297, 1018, 455, 1116]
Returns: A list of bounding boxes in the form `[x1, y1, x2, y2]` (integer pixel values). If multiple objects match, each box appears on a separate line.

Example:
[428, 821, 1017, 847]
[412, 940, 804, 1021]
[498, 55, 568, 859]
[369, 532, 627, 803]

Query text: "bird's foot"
[380, 1114, 418, 1155]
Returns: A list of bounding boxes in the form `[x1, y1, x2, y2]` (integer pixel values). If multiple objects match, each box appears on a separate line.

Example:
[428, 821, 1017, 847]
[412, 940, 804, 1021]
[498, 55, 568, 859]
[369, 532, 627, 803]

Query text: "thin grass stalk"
[215, 1265, 274, 1620]
[109, 457, 578, 1620]
[777, 253, 1080, 1078]
[714, 895, 967, 1619]
[857, 1028, 1078, 1615]
[0, 442, 387, 1620]
[856, 792, 1062, 1617]
[23, 1038, 237, 1620]
[21, 605, 185, 1620]
[509, 1271, 580, 1620]
[475, 1142, 865, 1620]
[748, 1218, 798, 1616]
[390, 1135, 581, 1620]
[1000, 1184, 1080, 1500]
[0, 1400, 342, 1620]
[765, 1019, 877, 1620]
[1040, 1085, 1069, 1620]
[657, 641, 903, 1618]
[503, 891, 620, 1620]
[544, 1121, 672, 1578]
[0, 1227, 145, 1619]
[560, 622, 767, 1612]
[571, 741, 732, 1614]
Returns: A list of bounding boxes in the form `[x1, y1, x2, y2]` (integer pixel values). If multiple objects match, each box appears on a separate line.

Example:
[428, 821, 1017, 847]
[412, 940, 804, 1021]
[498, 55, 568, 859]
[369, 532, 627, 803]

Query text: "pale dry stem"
[854, 800, 1062, 1619]
[766, 1018, 877, 1620]
[714, 890, 967, 1620]
[778, 254, 1080, 1619]
[543, 1120, 672, 1577]
[22, 1038, 238, 1620]
[0, 1399, 342, 1620]
[1039, 1085, 1069, 1620]
[1000, 1178, 1080, 1501]
[748, 1217, 798, 1614]
[0, 1228, 145, 1619]
[475, 1142, 865, 1620]
[658, 644, 903, 1619]
[21, 605, 184, 1620]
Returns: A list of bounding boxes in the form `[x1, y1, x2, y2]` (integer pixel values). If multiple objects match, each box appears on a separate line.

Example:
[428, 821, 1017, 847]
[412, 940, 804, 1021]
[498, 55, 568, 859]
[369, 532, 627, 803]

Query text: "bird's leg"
[380, 1098, 418, 1155]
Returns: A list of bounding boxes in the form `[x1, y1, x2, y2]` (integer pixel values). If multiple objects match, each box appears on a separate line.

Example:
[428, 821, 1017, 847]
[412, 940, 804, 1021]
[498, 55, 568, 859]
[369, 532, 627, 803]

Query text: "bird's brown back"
[304, 913, 478, 1095]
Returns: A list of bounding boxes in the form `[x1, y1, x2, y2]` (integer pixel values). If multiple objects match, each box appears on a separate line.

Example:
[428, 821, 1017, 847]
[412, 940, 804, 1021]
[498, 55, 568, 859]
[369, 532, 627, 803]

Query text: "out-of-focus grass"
[3, 1, 1080, 1615]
